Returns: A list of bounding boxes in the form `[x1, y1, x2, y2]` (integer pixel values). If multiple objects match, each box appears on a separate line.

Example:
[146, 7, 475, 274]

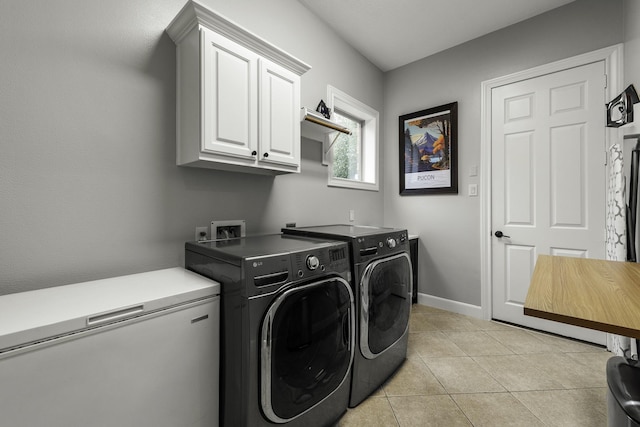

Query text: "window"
[326, 86, 379, 191]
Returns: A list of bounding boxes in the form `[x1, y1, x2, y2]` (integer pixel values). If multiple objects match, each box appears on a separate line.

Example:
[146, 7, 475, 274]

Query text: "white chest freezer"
[0, 267, 220, 427]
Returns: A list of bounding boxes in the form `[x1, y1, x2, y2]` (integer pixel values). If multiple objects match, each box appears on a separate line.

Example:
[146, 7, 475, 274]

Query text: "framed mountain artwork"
[399, 102, 458, 195]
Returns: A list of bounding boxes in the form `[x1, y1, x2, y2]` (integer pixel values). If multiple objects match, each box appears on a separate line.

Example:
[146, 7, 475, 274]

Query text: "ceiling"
[299, 0, 575, 72]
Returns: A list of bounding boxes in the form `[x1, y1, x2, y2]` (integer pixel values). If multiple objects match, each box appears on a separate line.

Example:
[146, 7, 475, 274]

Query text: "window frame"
[325, 86, 379, 191]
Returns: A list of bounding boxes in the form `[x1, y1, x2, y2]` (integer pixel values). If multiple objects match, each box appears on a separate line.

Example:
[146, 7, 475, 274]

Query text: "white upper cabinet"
[166, 1, 310, 175]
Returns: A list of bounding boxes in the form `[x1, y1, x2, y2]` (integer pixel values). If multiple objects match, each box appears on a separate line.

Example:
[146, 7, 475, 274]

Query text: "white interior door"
[491, 60, 607, 344]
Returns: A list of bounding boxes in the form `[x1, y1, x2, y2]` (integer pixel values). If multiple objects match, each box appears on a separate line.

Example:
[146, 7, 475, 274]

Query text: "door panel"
[550, 82, 585, 114]
[491, 61, 606, 343]
[550, 124, 585, 227]
[505, 93, 534, 121]
[504, 132, 534, 225]
[505, 245, 535, 304]
[550, 247, 588, 257]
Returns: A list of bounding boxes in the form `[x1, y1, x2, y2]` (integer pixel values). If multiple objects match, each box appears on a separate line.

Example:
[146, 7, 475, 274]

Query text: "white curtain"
[605, 143, 638, 359]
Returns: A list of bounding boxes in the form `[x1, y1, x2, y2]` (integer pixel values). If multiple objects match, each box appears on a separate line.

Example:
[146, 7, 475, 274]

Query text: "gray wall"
[0, 0, 385, 295]
[1, 0, 632, 307]
[383, 0, 624, 307]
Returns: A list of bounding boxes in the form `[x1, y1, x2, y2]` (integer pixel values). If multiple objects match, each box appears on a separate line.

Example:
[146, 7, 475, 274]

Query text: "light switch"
[469, 184, 478, 197]
[469, 165, 478, 177]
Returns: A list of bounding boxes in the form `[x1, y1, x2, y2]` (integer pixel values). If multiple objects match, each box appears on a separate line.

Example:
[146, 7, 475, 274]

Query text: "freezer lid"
[0, 268, 220, 352]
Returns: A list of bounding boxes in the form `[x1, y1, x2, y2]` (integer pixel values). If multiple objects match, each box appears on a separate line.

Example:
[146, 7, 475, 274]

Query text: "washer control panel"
[291, 243, 349, 280]
[246, 242, 349, 297]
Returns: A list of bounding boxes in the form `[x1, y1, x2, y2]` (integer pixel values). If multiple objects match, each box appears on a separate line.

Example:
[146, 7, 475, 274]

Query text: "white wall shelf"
[300, 107, 351, 142]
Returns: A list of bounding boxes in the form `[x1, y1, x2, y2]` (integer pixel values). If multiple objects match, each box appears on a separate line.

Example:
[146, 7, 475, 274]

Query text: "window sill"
[328, 178, 379, 192]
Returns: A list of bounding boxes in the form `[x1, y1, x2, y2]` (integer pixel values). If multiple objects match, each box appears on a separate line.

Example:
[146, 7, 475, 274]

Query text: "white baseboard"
[416, 293, 484, 319]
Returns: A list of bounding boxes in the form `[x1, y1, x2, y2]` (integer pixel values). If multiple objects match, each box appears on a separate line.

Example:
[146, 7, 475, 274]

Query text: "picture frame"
[399, 102, 458, 195]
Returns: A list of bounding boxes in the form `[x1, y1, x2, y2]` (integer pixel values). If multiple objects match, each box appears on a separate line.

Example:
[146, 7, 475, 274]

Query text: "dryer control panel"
[354, 231, 408, 261]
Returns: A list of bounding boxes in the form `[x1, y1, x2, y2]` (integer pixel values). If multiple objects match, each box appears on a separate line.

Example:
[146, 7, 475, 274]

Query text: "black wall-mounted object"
[607, 85, 640, 128]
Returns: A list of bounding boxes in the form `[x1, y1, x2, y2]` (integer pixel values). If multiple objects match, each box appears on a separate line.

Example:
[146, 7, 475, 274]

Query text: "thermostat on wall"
[211, 220, 246, 240]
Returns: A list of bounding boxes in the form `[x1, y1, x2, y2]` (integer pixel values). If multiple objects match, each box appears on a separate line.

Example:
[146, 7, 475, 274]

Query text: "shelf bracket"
[323, 132, 342, 156]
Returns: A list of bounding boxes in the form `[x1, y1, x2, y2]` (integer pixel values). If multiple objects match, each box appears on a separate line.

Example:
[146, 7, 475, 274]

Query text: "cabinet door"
[202, 28, 258, 160]
[259, 58, 300, 168]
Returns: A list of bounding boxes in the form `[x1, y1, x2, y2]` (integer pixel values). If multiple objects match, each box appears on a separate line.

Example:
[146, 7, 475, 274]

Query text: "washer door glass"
[261, 277, 354, 423]
[360, 252, 412, 358]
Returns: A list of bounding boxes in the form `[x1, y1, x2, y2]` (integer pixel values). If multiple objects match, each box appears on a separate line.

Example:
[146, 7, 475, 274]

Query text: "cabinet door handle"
[251, 150, 257, 156]
[263, 152, 269, 158]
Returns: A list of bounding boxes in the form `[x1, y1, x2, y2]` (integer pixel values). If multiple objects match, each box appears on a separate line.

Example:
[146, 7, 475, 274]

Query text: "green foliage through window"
[332, 111, 362, 180]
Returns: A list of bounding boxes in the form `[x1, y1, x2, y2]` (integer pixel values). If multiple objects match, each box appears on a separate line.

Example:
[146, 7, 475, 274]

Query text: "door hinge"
[605, 150, 608, 166]
[604, 74, 608, 89]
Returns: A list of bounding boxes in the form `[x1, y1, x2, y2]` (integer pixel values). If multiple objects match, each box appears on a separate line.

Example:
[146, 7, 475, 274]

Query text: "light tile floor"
[336, 304, 611, 427]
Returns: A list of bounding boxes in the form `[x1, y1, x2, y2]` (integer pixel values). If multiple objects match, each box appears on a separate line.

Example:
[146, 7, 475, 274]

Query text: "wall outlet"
[349, 210, 355, 222]
[195, 226, 209, 241]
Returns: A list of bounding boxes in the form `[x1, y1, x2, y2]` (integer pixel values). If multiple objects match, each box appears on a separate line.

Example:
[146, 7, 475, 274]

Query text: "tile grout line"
[448, 395, 476, 427]
[509, 390, 553, 426]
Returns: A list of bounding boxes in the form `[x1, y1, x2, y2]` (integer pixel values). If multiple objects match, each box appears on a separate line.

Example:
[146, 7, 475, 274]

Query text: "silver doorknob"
[494, 231, 511, 238]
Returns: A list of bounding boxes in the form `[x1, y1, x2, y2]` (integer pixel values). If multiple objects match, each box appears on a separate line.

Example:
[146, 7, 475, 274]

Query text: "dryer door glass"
[360, 253, 412, 358]
[261, 278, 354, 423]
